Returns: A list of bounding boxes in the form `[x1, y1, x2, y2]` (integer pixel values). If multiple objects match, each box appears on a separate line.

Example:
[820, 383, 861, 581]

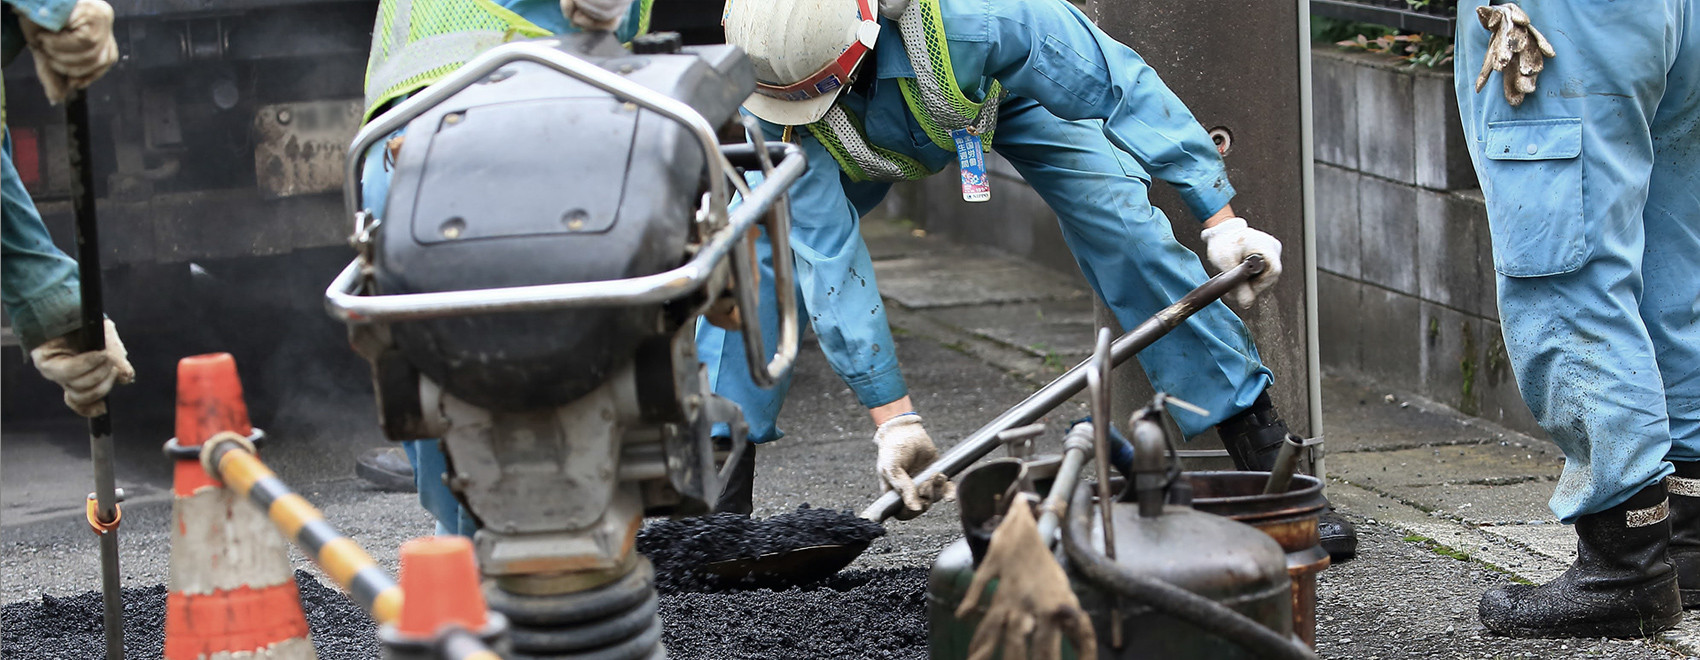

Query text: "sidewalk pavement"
[860, 216, 1700, 658]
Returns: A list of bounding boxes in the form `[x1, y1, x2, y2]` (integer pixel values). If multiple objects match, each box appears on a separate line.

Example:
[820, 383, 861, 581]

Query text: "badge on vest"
[951, 128, 990, 203]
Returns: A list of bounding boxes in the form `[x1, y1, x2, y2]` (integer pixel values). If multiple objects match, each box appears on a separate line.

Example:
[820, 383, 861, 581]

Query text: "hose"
[1062, 483, 1319, 660]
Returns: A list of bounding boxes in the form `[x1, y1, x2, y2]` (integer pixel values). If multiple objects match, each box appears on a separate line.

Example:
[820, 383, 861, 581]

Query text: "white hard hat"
[723, 0, 881, 125]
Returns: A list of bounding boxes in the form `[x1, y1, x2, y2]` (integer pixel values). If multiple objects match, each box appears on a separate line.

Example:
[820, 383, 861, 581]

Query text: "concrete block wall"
[1311, 48, 1539, 437]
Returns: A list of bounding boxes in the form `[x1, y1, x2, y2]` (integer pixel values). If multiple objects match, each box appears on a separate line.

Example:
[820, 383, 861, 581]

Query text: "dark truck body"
[0, 0, 726, 429]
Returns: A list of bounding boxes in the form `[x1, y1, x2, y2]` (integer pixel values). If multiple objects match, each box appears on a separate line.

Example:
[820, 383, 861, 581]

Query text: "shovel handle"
[861, 256, 1266, 522]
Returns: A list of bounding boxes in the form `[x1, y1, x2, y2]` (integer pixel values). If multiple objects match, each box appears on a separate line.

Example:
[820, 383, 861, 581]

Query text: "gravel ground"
[1314, 517, 1694, 659]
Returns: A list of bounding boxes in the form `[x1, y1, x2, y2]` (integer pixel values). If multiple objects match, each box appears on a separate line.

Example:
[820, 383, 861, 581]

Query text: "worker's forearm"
[869, 396, 916, 426]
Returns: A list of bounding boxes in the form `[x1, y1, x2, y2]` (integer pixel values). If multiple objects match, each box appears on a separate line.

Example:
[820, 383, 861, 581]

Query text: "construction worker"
[1456, 1, 1697, 638]
[708, 0, 1358, 561]
[353, 0, 651, 533]
[3, 0, 132, 418]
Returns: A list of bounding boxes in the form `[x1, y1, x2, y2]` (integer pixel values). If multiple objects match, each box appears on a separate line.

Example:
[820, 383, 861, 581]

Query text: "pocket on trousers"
[1481, 117, 1587, 277]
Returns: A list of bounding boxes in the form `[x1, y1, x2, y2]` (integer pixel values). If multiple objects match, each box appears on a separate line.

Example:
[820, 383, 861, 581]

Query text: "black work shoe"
[1218, 392, 1360, 564]
[355, 446, 416, 492]
[713, 439, 757, 516]
[1319, 509, 1358, 562]
[1479, 480, 1683, 638]
[1668, 461, 1700, 610]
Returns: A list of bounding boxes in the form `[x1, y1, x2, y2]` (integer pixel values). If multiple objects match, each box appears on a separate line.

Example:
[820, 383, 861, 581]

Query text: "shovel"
[700, 256, 1268, 585]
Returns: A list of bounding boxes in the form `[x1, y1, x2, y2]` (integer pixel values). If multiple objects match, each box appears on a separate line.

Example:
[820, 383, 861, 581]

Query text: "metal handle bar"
[861, 255, 1267, 522]
[729, 116, 800, 386]
[323, 142, 803, 321]
[344, 39, 730, 229]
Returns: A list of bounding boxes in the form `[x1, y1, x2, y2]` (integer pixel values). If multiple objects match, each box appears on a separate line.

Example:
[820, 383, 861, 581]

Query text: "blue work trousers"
[1456, 0, 1700, 521]
[699, 97, 1273, 441]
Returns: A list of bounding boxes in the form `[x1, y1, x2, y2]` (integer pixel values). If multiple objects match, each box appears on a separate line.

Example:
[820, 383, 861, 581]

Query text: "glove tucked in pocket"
[1480, 117, 1586, 278]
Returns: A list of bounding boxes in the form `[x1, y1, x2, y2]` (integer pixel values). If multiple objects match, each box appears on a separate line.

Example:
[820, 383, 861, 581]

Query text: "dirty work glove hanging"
[955, 499, 1096, 660]
[15, 0, 119, 103]
[1474, 3, 1556, 107]
[874, 414, 954, 519]
[560, 0, 629, 31]
[30, 319, 134, 417]
[1200, 217, 1283, 308]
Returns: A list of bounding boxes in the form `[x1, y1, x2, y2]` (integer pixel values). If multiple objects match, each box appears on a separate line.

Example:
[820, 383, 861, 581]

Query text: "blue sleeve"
[4, 0, 78, 31]
[978, 0, 1235, 221]
[3, 131, 82, 350]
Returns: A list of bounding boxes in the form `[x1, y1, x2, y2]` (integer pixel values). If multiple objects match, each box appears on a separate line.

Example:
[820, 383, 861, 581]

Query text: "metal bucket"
[1187, 472, 1329, 647]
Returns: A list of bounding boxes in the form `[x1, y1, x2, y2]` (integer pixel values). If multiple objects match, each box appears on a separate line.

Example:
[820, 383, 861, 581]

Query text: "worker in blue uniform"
[3, 0, 132, 418]
[354, 0, 651, 534]
[710, 0, 1357, 560]
[1457, 0, 1699, 638]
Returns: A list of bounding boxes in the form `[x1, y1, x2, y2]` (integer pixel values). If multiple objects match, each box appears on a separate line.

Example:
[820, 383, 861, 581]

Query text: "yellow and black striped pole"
[199, 431, 404, 624]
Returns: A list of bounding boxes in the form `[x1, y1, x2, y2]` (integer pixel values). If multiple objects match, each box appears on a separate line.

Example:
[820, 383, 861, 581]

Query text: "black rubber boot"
[1478, 480, 1683, 638]
[1217, 392, 1359, 563]
[1668, 461, 1700, 610]
[355, 446, 416, 492]
[713, 440, 758, 516]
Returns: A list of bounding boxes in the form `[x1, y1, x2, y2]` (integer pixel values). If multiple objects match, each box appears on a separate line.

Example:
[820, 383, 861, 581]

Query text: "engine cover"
[375, 34, 754, 411]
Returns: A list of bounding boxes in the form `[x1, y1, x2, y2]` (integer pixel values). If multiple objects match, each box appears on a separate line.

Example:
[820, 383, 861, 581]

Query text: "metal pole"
[861, 256, 1266, 521]
[67, 90, 125, 660]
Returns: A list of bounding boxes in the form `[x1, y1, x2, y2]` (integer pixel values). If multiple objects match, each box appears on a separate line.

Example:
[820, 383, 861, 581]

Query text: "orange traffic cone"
[164, 353, 315, 660]
[381, 536, 508, 658]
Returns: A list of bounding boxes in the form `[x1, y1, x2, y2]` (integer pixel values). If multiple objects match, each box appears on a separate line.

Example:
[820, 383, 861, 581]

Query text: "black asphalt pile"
[2, 571, 380, 660]
[638, 504, 887, 592]
[658, 567, 930, 660]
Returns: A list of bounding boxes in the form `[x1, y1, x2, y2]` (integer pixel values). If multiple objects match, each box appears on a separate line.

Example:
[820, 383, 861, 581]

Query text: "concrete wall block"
[1318, 271, 1364, 375]
[1455, 189, 1500, 321]
[1316, 164, 1362, 279]
[1359, 286, 1422, 389]
[1418, 302, 1484, 417]
[1312, 52, 1360, 170]
[1356, 64, 1416, 184]
[1414, 75, 1477, 191]
[1358, 176, 1420, 294]
[1416, 189, 1491, 315]
[1476, 319, 1543, 438]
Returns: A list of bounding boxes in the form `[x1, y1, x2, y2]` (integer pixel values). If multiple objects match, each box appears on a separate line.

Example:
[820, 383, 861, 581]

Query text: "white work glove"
[1474, 3, 1556, 107]
[560, 0, 628, 31]
[30, 319, 135, 417]
[15, 0, 120, 104]
[874, 414, 954, 519]
[1200, 217, 1283, 309]
[955, 498, 1096, 660]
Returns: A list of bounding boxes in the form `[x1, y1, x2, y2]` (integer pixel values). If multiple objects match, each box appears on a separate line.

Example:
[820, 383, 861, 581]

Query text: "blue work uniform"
[1455, 1, 1700, 522]
[697, 0, 1273, 444]
[3, 0, 85, 351]
[359, 0, 647, 536]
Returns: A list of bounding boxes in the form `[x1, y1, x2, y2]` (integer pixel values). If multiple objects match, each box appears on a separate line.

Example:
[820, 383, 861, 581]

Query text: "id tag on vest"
[951, 128, 990, 203]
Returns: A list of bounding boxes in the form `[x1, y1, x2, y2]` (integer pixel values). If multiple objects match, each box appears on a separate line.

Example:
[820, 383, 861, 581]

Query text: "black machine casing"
[374, 34, 753, 412]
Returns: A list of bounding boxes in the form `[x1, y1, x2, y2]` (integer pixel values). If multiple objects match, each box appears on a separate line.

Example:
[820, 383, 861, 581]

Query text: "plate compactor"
[326, 32, 802, 659]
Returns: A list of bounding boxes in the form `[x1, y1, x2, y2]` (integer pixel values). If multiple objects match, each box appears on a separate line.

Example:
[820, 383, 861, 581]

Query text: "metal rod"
[67, 90, 125, 660]
[1262, 434, 1304, 495]
[324, 143, 806, 323]
[861, 255, 1266, 521]
[1036, 424, 1094, 543]
[1089, 328, 1117, 560]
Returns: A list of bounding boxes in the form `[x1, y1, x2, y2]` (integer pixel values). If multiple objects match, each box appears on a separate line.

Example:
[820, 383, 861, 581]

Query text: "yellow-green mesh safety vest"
[804, 0, 1003, 183]
[362, 0, 655, 122]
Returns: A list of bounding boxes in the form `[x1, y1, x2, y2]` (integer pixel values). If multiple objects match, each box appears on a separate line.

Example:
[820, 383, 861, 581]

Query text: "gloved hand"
[1200, 217, 1283, 308]
[874, 414, 954, 519]
[29, 319, 135, 417]
[15, 0, 120, 104]
[559, 0, 628, 31]
[1474, 3, 1556, 107]
[955, 499, 1096, 660]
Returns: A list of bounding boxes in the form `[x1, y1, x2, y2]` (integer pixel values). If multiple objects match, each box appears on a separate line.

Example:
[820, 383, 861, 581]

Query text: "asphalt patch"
[1, 571, 379, 659]
[3, 567, 931, 660]
[638, 504, 887, 592]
